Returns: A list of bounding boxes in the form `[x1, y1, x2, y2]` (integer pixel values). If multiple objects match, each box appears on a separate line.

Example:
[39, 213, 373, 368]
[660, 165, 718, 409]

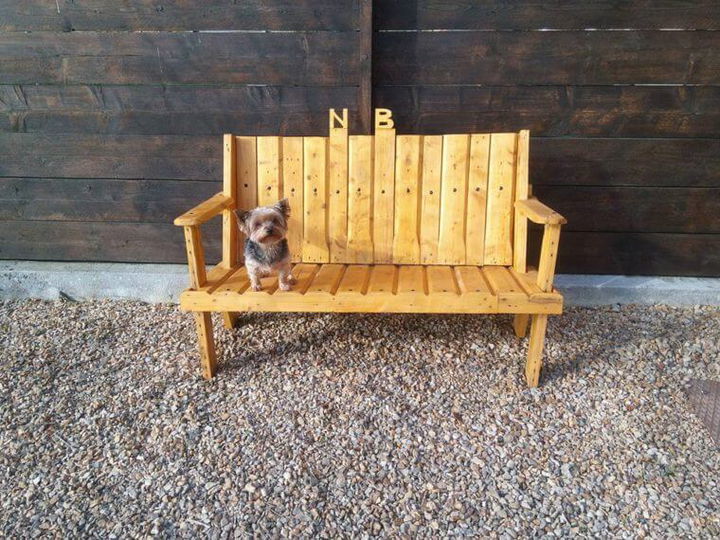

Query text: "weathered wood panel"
[375, 1, 720, 30]
[373, 85, 720, 138]
[529, 231, 720, 277]
[1, 0, 358, 31]
[375, 31, 720, 85]
[532, 186, 720, 234]
[0, 31, 359, 85]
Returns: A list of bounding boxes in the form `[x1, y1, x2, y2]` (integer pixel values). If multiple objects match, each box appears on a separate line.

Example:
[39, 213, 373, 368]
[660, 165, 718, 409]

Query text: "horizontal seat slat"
[184, 263, 562, 315]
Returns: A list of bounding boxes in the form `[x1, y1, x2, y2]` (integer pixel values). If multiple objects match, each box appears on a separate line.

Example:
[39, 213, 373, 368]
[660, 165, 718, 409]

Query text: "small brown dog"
[234, 199, 295, 291]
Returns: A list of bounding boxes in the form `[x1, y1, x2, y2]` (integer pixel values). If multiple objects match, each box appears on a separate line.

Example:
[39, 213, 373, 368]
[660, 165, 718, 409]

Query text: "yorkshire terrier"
[234, 198, 295, 292]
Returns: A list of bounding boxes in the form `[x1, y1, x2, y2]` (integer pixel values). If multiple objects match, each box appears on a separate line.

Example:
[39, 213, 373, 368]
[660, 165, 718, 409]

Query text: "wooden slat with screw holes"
[302, 137, 329, 263]
[281, 263, 320, 295]
[438, 134, 469, 264]
[257, 136, 282, 206]
[235, 136, 257, 262]
[453, 265, 497, 310]
[282, 137, 304, 262]
[426, 265, 459, 296]
[483, 265, 526, 311]
[420, 135, 443, 264]
[328, 126, 349, 262]
[306, 264, 346, 296]
[466, 134, 490, 265]
[367, 264, 397, 294]
[373, 129, 396, 262]
[509, 268, 559, 302]
[336, 264, 370, 295]
[397, 265, 426, 294]
[513, 130, 530, 272]
[181, 285, 561, 314]
[347, 135, 374, 263]
[484, 133, 517, 265]
[215, 266, 250, 295]
[222, 134, 238, 268]
[393, 135, 422, 263]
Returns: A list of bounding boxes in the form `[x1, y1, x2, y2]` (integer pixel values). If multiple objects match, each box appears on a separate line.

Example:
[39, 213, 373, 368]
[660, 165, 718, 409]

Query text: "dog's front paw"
[251, 283, 262, 292]
[287, 274, 296, 285]
[279, 282, 292, 291]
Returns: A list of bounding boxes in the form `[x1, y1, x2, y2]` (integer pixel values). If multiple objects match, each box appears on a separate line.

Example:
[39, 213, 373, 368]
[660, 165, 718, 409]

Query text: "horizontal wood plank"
[0, 31, 358, 85]
[1, 0, 358, 31]
[375, 1, 720, 30]
[374, 85, 720, 138]
[375, 31, 720, 85]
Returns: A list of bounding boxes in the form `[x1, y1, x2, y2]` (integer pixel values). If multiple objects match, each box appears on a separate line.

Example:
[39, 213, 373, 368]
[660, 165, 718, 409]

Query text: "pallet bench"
[175, 110, 566, 386]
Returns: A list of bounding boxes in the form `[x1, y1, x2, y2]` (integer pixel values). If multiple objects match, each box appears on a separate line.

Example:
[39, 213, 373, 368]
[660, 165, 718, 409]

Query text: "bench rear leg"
[525, 314, 548, 387]
[222, 312, 240, 329]
[513, 314, 530, 338]
[193, 312, 217, 379]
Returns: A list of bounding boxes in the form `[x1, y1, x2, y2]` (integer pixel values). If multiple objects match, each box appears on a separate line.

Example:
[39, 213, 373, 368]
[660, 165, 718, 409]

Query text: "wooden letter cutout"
[329, 108, 348, 130]
[375, 108, 394, 130]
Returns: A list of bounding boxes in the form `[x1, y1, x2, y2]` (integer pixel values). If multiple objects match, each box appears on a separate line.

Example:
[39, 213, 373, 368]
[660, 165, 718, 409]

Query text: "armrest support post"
[537, 223, 561, 292]
[183, 225, 207, 288]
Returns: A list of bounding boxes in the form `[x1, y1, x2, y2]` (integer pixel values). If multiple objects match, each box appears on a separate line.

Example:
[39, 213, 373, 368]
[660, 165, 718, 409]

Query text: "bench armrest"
[174, 193, 233, 227]
[515, 198, 566, 225]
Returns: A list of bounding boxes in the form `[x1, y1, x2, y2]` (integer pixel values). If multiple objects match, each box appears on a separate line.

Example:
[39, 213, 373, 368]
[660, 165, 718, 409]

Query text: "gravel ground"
[1, 299, 719, 538]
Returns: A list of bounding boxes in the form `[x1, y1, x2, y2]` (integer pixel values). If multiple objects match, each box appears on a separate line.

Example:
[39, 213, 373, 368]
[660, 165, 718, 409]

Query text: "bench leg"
[222, 312, 240, 329]
[525, 314, 548, 387]
[193, 312, 217, 379]
[513, 314, 530, 338]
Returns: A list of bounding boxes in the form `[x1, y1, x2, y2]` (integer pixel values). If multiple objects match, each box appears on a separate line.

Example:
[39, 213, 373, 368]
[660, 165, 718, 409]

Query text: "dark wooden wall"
[1, 1, 719, 276]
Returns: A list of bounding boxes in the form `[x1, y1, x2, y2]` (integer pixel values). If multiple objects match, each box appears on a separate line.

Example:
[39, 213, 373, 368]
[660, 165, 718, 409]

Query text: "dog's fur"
[234, 199, 295, 291]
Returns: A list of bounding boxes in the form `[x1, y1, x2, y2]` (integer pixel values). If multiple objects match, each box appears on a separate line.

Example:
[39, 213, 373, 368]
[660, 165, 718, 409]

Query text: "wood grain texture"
[484, 133, 517, 266]
[376, 1, 720, 30]
[1, 0, 358, 31]
[372, 129, 396, 263]
[392, 135, 422, 263]
[302, 137, 329, 263]
[372, 85, 720, 138]
[328, 127, 349, 262]
[465, 134, 490, 265]
[437, 134, 469, 265]
[513, 130, 530, 272]
[419, 135, 443, 264]
[347, 135, 374, 263]
[257, 137, 282, 206]
[0, 32, 359, 85]
[281, 137, 304, 262]
[375, 32, 720, 85]
[222, 134, 238, 268]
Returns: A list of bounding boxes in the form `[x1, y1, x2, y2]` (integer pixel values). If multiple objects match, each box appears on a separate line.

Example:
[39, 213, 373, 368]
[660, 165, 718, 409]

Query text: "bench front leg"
[183, 225, 217, 379]
[524, 221, 563, 386]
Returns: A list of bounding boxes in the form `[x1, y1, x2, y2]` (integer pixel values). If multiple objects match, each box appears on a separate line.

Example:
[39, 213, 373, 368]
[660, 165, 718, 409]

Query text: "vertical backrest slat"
[328, 126, 349, 262]
[465, 134, 491, 265]
[302, 137, 329, 262]
[484, 133, 517, 265]
[392, 135, 422, 263]
[437, 134, 470, 265]
[373, 129, 396, 263]
[513, 130, 530, 272]
[282, 137, 304, 263]
[347, 135, 374, 263]
[222, 134, 238, 268]
[235, 136, 258, 262]
[419, 135, 443, 264]
[257, 136, 282, 206]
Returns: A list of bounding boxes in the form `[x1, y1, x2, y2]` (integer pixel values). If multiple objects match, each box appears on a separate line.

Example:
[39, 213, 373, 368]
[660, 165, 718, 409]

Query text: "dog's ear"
[274, 198, 290, 219]
[234, 209, 251, 235]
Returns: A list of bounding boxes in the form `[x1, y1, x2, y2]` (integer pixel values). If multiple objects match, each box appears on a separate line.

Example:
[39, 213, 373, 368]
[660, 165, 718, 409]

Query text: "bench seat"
[180, 263, 562, 315]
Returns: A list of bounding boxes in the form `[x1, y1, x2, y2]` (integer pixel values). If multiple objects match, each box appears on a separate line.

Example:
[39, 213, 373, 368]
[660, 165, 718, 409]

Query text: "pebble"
[0, 300, 719, 537]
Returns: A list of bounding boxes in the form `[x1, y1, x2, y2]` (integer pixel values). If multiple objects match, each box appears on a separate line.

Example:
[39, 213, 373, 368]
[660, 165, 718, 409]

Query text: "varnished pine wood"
[526, 314, 548, 387]
[174, 193, 232, 226]
[282, 137, 304, 262]
[393, 135, 422, 263]
[485, 133, 517, 265]
[513, 130, 530, 273]
[347, 135, 374, 263]
[302, 137, 329, 262]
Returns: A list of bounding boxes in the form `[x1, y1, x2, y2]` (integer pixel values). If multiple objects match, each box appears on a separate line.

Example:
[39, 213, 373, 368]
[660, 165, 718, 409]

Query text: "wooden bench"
[174, 110, 566, 386]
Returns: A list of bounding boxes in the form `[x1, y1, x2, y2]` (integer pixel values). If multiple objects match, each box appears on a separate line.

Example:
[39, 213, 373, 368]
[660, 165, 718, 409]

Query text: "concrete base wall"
[2, 261, 719, 306]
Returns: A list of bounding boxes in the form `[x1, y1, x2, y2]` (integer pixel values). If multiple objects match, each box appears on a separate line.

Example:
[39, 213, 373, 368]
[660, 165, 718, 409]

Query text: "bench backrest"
[223, 128, 529, 268]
